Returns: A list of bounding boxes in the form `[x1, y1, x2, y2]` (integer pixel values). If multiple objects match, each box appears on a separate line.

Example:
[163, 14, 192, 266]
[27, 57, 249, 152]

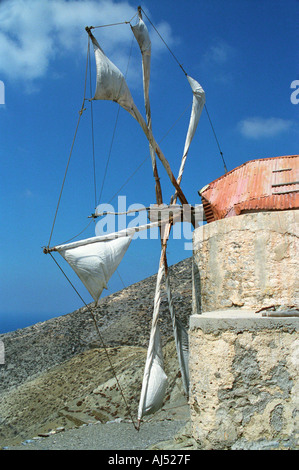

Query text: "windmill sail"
[50, 220, 163, 251]
[48, 218, 173, 303]
[165, 273, 189, 395]
[132, 15, 170, 419]
[57, 235, 132, 304]
[90, 30, 136, 114]
[178, 76, 205, 184]
[44, 10, 207, 430]
[140, 75, 205, 408]
[137, 264, 168, 421]
[131, 16, 151, 111]
[131, 16, 155, 170]
[163, 76, 205, 390]
[138, 326, 167, 416]
[87, 28, 189, 207]
[131, 16, 205, 417]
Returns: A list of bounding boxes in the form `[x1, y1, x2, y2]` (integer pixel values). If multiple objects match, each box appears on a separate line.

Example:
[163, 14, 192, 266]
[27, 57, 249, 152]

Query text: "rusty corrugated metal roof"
[199, 155, 299, 223]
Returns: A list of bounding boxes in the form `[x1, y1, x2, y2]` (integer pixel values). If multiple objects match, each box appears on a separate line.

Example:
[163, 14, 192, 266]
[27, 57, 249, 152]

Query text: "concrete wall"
[190, 210, 299, 449]
[192, 210, 298, 313]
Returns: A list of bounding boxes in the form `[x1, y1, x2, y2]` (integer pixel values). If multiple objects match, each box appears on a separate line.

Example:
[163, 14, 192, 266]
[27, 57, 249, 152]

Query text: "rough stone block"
[189, 311, 299, 450]
[192, 210, 299, 313]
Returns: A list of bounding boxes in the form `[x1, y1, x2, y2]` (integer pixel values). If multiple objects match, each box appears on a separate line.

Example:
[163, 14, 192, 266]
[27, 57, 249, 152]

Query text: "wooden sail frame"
[44, 6, 206, 430]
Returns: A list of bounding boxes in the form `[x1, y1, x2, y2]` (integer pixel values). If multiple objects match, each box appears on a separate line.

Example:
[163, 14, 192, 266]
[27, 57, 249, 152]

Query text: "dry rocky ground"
[0, 257, 197, 450]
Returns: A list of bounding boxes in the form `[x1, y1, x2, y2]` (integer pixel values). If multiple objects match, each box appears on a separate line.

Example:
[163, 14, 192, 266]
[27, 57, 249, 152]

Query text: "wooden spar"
[43, 214, 183, 254]
[133, 104, 192, 210]
[89, 204, 187, 222]
[131, 7, 175, 273]
[158, 161, 195, 270]
[133, 6, 163, 209]
[157, 76, 206, 266]
[133, 10, 167, 428]
[132, 9, 165, 265]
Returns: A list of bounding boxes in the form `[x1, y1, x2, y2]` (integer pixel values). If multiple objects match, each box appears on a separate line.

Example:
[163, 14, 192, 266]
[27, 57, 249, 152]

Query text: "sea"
[0, 312, 57, 335]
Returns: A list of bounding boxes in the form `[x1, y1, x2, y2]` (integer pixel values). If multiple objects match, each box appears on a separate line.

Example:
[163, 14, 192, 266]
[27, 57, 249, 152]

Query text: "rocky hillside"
[0, 257, 193, 447]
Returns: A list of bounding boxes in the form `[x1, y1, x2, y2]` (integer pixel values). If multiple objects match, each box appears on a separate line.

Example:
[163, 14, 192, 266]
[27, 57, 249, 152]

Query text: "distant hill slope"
[0, 257, 193, 447]
[0, 257, 192, 393]
[0, 340, 191, 447]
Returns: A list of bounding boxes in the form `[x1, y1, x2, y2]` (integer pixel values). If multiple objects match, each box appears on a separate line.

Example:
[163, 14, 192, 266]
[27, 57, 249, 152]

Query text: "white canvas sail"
[131, 16, 152, 134]
[138, 264, 168, 421]
[132, 19, 202, 408]
[91, 33, 136, 114]
[144, 76, 205, 399]
[57, 235, 132, 303]
[51, 220, 162, 251]
[131, 16, 151, 96]
[175, 318, 189, 393]
[157, 77, 205, 240]
[165, 274, 189, 395]
[89, 30, 152, 133]
[138, 326, 167, 417]
[178, 76, 205, 184]
[132, 17, 169, 419]
[87, 28, 189, 207]
[131, 16, 161, 201]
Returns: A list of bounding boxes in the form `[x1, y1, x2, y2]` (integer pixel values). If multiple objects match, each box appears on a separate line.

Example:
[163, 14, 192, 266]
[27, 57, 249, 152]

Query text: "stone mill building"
[189, 154, 298, 449]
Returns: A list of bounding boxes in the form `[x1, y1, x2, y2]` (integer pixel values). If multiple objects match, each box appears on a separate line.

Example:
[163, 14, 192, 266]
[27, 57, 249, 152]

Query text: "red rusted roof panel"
[200, 155, 299, 222]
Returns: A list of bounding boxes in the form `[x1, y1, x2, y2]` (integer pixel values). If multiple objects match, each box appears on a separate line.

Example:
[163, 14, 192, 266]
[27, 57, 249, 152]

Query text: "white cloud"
[200, 39, 236, 84]
[203, 40, 235, 66]
[209, 43, 233, 64]
[24, 188, 34, 198]
[0, 0, 176, 84]
[238, 117, 295, 139]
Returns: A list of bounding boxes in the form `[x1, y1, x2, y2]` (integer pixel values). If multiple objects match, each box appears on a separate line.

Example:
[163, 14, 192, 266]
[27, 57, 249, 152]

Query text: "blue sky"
[0, 0, 298, 333]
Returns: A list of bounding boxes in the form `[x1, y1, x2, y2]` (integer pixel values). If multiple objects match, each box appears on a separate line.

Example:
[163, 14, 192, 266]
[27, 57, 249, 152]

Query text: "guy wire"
[49, 252, 139, 431]
[47, 36, 90, 248]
